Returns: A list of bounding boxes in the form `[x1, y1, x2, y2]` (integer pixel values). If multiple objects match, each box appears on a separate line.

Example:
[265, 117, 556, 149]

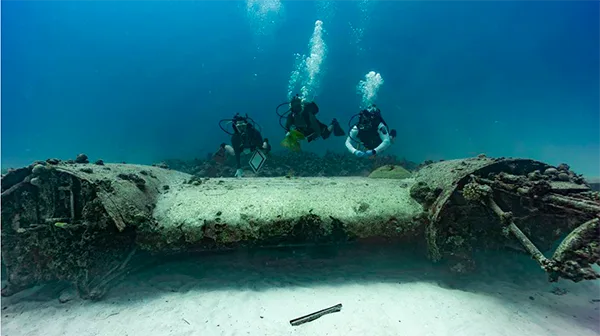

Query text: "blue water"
[2, 1, 599, 176]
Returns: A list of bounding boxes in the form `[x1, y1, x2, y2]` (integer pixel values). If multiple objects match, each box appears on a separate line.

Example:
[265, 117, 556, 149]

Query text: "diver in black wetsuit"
[276, 94, 345, 147]
[345, 105, 397, 158]
[215, 113, 270, 177]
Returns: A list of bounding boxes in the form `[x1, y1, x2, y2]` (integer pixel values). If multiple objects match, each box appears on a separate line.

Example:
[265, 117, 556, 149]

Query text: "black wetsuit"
[231, 124, 266, 169]
[284, 101, 333, 142]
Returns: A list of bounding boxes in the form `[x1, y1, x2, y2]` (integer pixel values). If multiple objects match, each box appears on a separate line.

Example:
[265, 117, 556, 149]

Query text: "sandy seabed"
[1, 245, 599, 336]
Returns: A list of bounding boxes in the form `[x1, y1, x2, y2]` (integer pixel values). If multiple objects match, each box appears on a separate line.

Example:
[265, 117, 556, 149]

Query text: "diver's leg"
[234, 150, 242, 169]
[234, 150, 244, 177]
[231, 134, 242, 150]
[231, 134, 244, 177]
[306, 131, 319, 142]
[319, 121, 332, 139]
[306, 114, 323, 141]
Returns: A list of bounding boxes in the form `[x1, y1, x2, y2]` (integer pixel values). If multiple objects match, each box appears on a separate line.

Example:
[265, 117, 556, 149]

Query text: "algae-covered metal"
[1, 162, 188, 298]
[1, 161, 424, 299]
[411, 156, 599, 280]
[1, 156, 598, 300]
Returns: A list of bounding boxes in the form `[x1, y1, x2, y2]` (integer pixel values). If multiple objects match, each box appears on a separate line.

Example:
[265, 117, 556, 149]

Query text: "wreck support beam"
[487, 198, 550, 269]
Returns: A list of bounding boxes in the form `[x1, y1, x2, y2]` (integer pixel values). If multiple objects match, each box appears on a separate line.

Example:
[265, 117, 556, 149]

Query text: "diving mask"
[234, 121, 248, 133]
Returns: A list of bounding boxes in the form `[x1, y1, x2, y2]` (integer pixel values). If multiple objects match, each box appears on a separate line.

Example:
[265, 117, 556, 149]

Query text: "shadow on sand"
[5, 242, 600, 332]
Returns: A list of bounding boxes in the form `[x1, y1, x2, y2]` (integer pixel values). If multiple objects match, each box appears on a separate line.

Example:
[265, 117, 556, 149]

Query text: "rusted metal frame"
[486, 197, 551, 270]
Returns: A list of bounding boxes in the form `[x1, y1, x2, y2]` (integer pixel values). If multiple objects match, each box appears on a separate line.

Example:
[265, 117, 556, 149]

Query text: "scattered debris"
[187, 175, 204, 185]
[75, 154, 89, 164]
[153, 162, 169, 169]
[290, 303, 342, 326]
[550, 287, 568, 296]
[59, 288, 77, 303]
[32, 164, 46, 176]
[100, 312, 120, 320]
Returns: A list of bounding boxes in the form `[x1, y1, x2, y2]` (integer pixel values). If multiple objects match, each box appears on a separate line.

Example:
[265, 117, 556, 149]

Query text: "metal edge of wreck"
[411, 155, 599, 280]
[0, 162, 184, 299]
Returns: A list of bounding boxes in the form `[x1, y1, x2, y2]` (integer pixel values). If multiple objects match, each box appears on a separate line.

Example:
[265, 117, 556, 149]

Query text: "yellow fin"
[281, 134, 302, 152]
[289, 129, 305, 140]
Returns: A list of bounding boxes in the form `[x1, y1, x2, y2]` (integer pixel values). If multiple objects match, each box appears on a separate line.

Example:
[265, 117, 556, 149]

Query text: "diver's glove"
[354, 150, 366, 158]
[365, 150, 376, 157]
[235, 168, 244, 178]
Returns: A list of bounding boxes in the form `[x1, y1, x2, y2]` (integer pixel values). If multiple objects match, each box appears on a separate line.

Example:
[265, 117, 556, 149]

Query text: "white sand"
[2, 246, 599, 336]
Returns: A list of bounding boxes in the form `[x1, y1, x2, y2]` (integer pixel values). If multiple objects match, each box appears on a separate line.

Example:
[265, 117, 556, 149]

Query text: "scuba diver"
[276, 94, 346, 151]
[214, 113, 271, 177]
[345, 104, 397, 158]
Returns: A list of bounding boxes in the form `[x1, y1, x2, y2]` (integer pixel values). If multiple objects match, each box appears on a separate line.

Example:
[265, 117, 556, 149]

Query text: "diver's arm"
[284, 114, 294, 132]
[224, 145, 235, 156]
[262, 139, 271, 153]
[253, 130, 263, 150]
[345, 126, 359, 154]
[372, 122, 392, 154]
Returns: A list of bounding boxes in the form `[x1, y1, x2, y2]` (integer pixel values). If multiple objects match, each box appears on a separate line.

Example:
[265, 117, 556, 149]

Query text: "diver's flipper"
[306, 132, 320, 142]
[332, 119, 346, 136]
[290, 129, 305, 140]
[281, 137, 300, 151]
[281, 130, 304, 152]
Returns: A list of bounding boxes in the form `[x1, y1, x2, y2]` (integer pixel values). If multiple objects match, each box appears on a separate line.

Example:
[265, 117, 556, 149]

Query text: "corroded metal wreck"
[1, 155, 598, 299]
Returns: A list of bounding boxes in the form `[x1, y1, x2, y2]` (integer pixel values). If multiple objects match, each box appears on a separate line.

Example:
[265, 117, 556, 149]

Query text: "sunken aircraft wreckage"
[1, 155, 599, 300]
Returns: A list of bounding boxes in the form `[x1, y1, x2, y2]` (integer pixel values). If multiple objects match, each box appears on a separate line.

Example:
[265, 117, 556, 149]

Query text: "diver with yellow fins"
[276, 94, 346, 151]
[214, 113, 271, 177]
[345, 104, 397, 158]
